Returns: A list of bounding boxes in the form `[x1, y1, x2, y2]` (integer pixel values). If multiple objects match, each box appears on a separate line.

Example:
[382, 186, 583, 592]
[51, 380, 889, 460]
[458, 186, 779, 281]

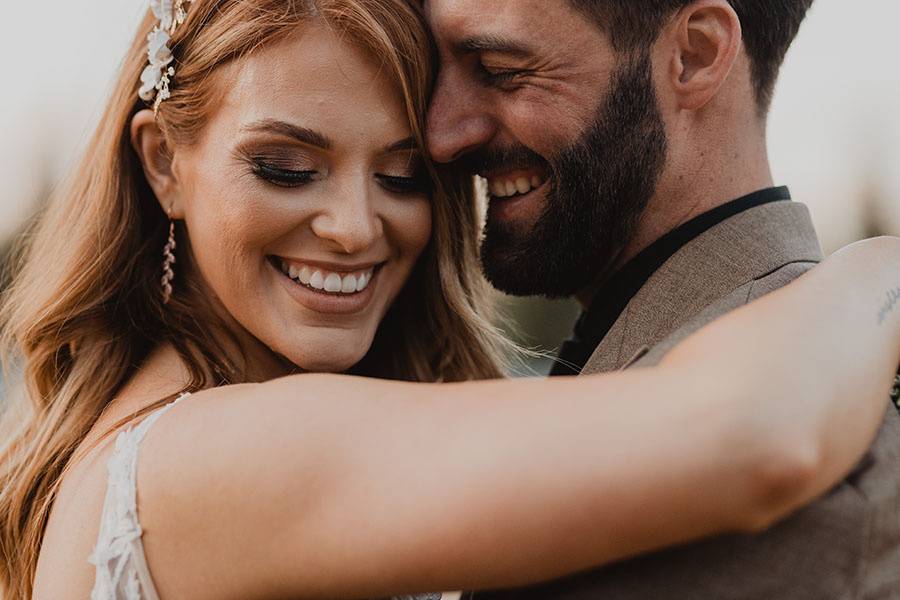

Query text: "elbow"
[737, 434, 823, 534]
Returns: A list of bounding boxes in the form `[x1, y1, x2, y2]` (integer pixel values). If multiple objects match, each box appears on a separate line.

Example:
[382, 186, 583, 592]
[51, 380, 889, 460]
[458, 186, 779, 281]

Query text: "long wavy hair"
[0, 1, 513, 596]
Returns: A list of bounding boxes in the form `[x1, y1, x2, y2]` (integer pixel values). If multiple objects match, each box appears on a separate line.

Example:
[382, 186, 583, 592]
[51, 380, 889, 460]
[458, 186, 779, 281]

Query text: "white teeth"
[515, 177, 530, 194]
[309, 270, 325, 290]
[280, 259, 376, 295]
[324, 273, 343, 293]
[487, 174, 547, 198]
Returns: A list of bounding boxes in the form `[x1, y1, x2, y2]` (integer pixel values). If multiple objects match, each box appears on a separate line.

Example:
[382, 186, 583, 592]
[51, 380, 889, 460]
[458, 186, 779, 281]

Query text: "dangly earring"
[161, 220, 177, 304]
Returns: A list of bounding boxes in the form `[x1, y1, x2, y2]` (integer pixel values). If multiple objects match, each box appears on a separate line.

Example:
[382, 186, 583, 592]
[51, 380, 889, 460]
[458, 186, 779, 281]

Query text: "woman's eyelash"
[377, 174, 432, 195]
[249, 159, 430, 194]
[252, 162, 316, 188]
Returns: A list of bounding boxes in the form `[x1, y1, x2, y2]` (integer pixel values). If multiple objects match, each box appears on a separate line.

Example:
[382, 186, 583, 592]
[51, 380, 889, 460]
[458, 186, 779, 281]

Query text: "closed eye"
[252, 163, 316, 188]
[376, 174, 432, 195]
[479, 65, 529, 87]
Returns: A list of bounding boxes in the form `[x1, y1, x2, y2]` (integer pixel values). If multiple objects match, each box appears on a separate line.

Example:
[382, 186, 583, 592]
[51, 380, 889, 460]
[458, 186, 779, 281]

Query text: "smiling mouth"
[272, 257, 384, 296]
[483, 169, 549, 200]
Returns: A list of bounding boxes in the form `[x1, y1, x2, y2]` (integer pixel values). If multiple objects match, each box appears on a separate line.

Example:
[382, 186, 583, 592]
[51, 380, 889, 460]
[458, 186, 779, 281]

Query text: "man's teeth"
[488, 175, 545, 198]
[280, 261, 374, 294]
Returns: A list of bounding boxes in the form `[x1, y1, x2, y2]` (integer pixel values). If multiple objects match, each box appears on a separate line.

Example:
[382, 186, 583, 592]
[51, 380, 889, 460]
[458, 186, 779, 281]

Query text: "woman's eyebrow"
[384, 137, 418, 153]
[241, 119, 333, 150]
[242, 121, 415, 155]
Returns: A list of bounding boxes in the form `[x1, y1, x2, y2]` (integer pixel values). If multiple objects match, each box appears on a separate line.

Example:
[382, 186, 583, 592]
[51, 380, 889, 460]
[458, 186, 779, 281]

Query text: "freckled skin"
[174, 23, 433, 374]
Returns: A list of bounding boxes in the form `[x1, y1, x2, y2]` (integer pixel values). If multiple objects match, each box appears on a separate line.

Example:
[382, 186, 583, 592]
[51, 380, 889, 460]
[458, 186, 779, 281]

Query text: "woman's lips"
[271, 259, 382, 316]
[277, 258, 376, 294]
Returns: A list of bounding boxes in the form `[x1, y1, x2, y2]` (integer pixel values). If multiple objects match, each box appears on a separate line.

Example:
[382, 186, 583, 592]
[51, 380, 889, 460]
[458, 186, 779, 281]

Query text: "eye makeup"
[251, 162, 317, 188]
[234, 144, 319, 188]
[376, 173, 431, 195]
[233, 143, 433, 194]
[375, 153, 433, 196]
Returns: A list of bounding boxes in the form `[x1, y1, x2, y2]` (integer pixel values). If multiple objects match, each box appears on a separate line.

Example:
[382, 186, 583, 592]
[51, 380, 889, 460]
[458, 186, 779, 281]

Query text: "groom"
[425, 0, 900, 598]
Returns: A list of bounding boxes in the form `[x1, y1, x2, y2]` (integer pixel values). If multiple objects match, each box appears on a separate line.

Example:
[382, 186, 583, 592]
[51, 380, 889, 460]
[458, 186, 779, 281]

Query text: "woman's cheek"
[402, 197, 434, 258]
[187, 197, 276, 290]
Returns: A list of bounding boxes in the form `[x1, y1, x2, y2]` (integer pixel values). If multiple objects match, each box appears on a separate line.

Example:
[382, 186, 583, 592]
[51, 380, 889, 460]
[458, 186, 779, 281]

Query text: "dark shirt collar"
[550, 186, 793, 376]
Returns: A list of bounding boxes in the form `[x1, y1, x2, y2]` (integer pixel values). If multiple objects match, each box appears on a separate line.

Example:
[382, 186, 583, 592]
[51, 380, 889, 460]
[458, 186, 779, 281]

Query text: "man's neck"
[576, 152, 774, 310]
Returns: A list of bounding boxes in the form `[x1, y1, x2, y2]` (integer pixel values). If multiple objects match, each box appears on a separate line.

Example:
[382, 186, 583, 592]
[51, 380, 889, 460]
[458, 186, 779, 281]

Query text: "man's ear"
[667, 0, 742, 111]
[131, 109, 184, 218]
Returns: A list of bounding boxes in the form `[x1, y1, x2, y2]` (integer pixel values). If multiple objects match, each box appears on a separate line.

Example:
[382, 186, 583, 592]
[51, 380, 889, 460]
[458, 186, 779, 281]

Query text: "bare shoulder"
[130, 377, 355, 597]
[131, 373, 488, 598]
[34, 370, 423, 599]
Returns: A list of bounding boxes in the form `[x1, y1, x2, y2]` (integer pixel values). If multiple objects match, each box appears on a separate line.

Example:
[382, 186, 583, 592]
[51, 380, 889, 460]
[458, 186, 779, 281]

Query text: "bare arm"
[139, 237, 900, 600]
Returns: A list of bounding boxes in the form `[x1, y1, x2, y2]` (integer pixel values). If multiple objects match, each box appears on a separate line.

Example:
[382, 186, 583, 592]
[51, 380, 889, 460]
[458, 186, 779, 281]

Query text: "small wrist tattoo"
[877, 287, 900, 325]
[892, 374, 900, 413]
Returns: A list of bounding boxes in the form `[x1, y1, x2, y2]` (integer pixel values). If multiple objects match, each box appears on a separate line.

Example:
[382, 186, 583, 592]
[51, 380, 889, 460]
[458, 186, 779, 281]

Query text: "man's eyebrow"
[454, 34, 535, 58]
[241, 119, 333, 150]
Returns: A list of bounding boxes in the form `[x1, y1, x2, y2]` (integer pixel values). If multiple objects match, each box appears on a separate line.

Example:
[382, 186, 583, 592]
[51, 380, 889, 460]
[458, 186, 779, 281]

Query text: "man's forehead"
[426, 0, 562, 41]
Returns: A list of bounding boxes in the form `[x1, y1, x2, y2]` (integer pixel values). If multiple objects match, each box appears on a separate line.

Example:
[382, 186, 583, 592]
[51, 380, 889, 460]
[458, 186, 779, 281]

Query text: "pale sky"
[1, 0, 898, 249]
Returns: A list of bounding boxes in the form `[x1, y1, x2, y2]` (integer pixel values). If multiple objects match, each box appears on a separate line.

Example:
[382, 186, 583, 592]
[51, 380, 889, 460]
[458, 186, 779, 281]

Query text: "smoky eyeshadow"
[379, 151, 427, 179]
[233, 143, 317, 172]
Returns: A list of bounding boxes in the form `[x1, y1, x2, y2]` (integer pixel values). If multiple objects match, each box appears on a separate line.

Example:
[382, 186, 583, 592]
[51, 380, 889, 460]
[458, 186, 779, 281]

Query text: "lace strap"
[89, 393, 190, 600]
[104, 394, 190, 521]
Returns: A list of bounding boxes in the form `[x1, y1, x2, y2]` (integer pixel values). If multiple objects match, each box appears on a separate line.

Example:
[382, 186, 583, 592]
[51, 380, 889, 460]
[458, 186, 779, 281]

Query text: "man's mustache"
[452, 144, 550, 176]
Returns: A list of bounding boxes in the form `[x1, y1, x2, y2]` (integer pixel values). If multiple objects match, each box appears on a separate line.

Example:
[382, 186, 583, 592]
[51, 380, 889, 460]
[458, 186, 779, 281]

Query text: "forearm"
[268, 370, 790, 594]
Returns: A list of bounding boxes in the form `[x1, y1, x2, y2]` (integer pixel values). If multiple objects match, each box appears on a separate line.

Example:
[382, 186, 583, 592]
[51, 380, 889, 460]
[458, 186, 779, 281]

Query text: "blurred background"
[1, 0, 898, 378]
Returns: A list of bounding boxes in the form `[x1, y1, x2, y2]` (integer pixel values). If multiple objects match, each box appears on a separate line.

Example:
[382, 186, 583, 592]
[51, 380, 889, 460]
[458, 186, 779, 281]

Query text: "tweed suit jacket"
[472, 200, 900, 599]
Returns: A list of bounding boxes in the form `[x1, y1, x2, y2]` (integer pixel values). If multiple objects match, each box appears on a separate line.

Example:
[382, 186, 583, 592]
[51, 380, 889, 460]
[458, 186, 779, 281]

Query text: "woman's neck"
[224, 332, 300, 383]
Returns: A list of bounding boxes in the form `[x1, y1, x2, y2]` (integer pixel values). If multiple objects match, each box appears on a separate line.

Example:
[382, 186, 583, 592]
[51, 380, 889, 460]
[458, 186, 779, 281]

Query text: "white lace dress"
[88, 394, 441, 600]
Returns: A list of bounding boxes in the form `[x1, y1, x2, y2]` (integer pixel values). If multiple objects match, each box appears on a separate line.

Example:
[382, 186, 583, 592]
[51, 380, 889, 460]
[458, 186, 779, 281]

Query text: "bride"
[1, 0, 898, 598]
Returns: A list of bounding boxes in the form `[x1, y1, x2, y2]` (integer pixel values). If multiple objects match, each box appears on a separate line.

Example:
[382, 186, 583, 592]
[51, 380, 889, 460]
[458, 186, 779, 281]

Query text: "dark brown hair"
[569, 0, 815, 111]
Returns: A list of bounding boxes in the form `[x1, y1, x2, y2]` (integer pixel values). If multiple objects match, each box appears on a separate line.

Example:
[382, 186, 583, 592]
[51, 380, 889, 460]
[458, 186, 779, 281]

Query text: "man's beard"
[478, 53, 668, 298]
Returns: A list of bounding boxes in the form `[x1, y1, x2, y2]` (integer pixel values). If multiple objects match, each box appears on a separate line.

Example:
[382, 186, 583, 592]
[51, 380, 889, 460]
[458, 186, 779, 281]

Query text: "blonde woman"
[0, 1, 898, 599]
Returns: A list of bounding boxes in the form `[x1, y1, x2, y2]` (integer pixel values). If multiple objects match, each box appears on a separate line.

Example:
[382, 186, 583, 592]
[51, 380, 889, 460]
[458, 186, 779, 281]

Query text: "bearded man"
[424, 1, 900, 598]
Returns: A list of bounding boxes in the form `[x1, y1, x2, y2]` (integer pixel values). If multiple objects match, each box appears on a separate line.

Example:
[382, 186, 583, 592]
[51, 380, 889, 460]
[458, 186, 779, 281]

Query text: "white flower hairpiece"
[138, 0, 192, 113]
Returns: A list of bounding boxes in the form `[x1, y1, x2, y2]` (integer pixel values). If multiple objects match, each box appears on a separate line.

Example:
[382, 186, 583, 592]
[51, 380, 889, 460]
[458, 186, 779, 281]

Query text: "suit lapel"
[582, 201, 822, 374]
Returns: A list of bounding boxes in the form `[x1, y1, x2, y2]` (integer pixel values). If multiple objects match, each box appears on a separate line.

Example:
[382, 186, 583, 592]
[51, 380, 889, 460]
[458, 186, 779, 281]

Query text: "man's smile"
[482, 168, 549, 199]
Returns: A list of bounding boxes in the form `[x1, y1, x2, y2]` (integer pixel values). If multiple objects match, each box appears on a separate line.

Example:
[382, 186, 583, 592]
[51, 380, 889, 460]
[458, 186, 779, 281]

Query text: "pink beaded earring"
[161, 220, 177, 304]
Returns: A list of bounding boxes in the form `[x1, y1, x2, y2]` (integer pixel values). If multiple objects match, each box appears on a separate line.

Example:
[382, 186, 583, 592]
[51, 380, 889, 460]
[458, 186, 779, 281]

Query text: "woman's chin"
[300, 361, 355, 374]
[259, 319, 378, 375]
[282, 347, 369, 375]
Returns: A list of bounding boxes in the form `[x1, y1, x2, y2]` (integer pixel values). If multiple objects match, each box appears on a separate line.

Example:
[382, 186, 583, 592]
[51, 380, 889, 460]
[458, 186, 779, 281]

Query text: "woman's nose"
[309, 181, 383, 254]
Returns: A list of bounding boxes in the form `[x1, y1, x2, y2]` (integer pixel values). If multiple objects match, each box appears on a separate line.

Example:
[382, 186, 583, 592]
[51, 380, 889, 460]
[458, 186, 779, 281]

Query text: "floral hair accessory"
[138, 0, 192, 113]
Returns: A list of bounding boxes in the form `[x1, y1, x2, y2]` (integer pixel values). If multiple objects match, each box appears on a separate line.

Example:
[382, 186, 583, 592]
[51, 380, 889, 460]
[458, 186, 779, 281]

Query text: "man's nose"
[427, 69, 497, 164]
